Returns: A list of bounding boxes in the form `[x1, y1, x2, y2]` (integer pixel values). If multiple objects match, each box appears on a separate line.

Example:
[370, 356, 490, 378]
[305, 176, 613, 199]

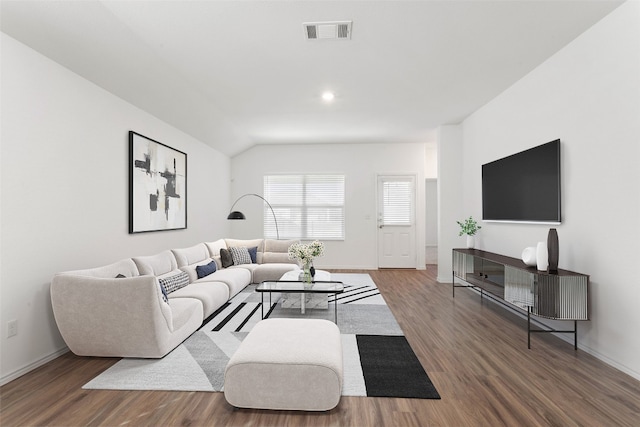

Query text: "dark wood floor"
[2, 266, 640, 426]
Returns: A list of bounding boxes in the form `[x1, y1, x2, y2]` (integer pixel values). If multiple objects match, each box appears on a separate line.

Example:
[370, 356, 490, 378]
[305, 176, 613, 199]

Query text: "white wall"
[425, 179, 438, 264]
[231, 143, 427, 270]
[424, 144, 439, 264]
[424, 144, 437, 179]
[436, 125, 464, 282]
[0, 34, 231, 384]
[459, 1, 640, 379]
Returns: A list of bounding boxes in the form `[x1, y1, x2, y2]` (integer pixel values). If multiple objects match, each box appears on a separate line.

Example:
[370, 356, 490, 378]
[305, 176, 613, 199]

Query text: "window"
[264, 175, 345, 240]
[380, 177, 414, 226]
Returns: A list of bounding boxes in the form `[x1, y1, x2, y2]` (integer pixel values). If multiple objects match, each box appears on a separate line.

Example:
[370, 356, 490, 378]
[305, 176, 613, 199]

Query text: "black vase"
[547, 228, 559, 273]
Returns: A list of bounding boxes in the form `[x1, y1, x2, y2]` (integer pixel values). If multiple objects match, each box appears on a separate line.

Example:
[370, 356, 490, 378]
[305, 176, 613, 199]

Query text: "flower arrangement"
[288, 240, 325, 283]
[288, 240, 325, 266]
[457, 216, 482, 236]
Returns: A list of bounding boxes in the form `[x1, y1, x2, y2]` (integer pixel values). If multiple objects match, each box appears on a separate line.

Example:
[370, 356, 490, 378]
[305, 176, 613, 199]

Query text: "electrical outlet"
[7, 320, 17, 338]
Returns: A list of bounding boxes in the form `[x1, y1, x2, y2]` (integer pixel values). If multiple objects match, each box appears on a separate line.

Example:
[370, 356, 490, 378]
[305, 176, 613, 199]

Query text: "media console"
[452, 249, 589, 349]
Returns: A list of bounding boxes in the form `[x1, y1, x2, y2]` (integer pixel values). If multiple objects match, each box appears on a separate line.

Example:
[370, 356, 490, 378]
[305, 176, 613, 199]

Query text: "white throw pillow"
[229, 247, 252, 265]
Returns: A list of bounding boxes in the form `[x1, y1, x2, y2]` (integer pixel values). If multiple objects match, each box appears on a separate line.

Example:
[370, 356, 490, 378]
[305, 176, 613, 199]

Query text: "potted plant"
[457, 216, 481, 248]
[288, 240, 325, 283]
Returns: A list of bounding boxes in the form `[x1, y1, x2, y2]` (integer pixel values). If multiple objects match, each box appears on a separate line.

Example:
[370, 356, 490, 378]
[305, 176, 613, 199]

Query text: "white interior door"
[377, 175, 416, 268]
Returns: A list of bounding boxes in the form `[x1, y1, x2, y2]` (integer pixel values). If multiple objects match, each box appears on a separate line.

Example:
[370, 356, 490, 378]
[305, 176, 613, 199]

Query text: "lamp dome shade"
[227, 211, 246, 220]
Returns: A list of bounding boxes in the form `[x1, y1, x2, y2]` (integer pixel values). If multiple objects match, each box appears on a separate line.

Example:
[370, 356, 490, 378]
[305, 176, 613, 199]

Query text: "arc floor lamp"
[227, 193, 280, 240]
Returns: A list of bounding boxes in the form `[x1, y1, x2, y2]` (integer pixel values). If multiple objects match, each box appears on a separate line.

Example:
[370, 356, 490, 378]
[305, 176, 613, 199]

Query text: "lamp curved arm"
[228, 193, 279, 240]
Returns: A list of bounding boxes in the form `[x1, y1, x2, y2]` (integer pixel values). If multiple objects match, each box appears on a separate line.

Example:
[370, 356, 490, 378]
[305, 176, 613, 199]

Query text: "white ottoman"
[224, 318, 343, 411]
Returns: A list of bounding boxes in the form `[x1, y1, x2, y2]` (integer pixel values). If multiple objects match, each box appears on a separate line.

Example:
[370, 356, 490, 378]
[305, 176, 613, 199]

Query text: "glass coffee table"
[256, 280, 344, 323]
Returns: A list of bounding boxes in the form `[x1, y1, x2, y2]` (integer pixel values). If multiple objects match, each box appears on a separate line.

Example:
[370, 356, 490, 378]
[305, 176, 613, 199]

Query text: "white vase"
[466, 235, 475, 249]
[536, 241, 548, 271]
[521, 247, 537, 267]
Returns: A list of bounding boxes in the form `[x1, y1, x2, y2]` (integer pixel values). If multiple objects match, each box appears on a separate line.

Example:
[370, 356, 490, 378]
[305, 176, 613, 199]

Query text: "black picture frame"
[129, 131, 187, 233]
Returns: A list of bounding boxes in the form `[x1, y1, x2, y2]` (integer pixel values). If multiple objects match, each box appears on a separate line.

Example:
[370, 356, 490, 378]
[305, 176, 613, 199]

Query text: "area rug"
[83, 274, 440, 399]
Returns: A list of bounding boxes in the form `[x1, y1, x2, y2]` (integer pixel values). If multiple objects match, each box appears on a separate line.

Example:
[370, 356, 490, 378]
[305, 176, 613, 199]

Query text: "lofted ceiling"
[1, 0, 623, 157]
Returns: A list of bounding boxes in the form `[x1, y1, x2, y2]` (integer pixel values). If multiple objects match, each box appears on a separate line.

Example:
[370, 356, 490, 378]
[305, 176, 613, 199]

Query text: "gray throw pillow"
[220, 248, 234, 268]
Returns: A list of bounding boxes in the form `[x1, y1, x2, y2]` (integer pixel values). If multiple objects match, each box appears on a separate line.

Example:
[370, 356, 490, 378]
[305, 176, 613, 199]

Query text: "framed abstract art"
[129, 131, 187, 233]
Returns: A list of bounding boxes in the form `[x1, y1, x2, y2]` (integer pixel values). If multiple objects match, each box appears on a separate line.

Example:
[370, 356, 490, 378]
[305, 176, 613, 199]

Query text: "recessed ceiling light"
[322, 91, 335, 102]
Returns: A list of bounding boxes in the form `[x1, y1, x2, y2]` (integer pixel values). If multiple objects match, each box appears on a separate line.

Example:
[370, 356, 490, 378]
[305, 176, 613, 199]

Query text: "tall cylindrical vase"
[466, 235, 475, 249]
[536, 241, 548, 272]
[547, 228, 559, 273]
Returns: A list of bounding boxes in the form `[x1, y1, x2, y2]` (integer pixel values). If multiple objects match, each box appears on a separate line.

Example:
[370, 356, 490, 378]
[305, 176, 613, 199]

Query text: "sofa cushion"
[262, 252, 296, 264]
[252, 264, 299, 284]
[196, 260, 217, 279]
[205, 239, 227, 257]
[230, 247, 253, 265]
[220, 248, 234, 268]
[225, 238, 264, 252]
[133, 251, 178, 276]
[264, 239, 299, 253]
[172, 243, 209, 268]
[180, 258, 216, 283]
[158, 270, 190, 294]
[168, 281, 230, 318]
[261, 239, 299, 265]
[205, 268, 252, 297]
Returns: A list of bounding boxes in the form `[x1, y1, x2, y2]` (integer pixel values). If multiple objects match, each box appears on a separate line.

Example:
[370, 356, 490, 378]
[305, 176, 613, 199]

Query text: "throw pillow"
[158, 270, 190, 294]
[230, 246, 252, 265]
[248, 246, 258, 263]
[196, 260, 217, 279]
[157, 280, 169, 303]
[220, 248, 234, 268]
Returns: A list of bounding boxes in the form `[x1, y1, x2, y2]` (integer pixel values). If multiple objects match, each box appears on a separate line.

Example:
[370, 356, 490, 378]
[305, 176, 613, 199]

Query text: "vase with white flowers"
[457, 216, 482, 248]
[288, 240, 325, 283]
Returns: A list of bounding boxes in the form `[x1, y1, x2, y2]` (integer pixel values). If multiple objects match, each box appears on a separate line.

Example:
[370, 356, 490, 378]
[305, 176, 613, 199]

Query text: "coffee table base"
[281, 292, 328, 312]
[257, 280, 344, 323]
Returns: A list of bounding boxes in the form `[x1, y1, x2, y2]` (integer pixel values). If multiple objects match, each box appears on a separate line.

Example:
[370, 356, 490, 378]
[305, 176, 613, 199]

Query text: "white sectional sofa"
[50, 239, 300, 358]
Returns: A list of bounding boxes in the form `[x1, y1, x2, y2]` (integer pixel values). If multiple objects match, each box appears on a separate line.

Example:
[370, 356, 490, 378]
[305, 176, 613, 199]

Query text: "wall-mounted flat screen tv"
[482, 139, 561, 224]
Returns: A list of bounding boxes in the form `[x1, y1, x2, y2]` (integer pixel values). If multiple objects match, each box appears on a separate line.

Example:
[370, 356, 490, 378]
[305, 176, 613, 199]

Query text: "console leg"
[452, 272, 455, 298]
[527, 308, 531, 349]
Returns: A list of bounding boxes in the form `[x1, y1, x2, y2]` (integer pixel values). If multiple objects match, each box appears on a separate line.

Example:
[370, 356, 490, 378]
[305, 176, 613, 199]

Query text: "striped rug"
[83, 273, 439, 399]
[201, 273, 390, 334]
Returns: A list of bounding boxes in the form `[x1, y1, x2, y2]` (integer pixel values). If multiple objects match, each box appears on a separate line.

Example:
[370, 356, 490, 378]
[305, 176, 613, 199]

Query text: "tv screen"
[482, 139, 561, 223]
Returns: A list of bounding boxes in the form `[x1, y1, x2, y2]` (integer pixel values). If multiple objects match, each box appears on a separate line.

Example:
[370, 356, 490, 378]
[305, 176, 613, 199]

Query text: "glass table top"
[256, 280, 344, 293]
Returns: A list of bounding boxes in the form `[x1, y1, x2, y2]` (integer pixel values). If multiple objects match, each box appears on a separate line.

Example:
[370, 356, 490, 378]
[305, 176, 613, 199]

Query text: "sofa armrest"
[50, 274, 196, 358]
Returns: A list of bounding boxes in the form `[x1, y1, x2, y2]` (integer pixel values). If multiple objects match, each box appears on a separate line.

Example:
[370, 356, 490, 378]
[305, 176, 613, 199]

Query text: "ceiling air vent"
[303, 21, 352, 40]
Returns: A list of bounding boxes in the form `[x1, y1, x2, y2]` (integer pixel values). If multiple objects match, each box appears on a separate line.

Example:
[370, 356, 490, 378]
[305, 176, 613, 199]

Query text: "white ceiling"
[1, 0, 623, 156]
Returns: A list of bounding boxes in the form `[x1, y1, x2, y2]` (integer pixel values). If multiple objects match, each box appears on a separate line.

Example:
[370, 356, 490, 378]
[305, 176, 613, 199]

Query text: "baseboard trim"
[0, 347, 69, 386]
[436, 275, 451, 283]
[576, 343, 640, 382]
[458, 286, 640, 382]
[320, 265, 378, 270]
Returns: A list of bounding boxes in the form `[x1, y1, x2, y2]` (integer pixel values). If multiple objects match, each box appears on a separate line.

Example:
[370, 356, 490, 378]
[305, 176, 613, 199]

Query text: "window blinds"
[264, 175, 345, 240]
[381, 179, 413, 226]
